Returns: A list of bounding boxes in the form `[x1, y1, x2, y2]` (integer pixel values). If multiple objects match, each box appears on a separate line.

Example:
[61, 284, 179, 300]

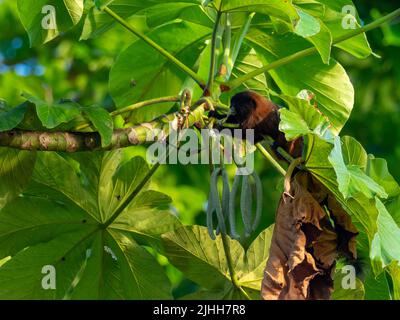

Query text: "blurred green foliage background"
[0, 0, 399, 298]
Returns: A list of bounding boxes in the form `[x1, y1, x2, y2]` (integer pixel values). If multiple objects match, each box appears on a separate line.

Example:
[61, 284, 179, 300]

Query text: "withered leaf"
[262, 172, 358, 300]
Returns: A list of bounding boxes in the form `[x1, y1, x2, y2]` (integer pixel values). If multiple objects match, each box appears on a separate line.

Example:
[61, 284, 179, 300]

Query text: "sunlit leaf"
[163, 225, 274, 299]
[0, 152, 178, 299]
[17, 0, 84, 46]
[0, 148, 36, 210]
[109, 21, 210, 123]
[82, 105, 114, 147]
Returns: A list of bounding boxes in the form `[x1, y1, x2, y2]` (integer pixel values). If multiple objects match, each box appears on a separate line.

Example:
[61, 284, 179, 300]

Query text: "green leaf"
[0, 148, 36, 210]
[229, 42, 270, 96]
[222, 0, 299, 25]
[367, 157, 400, 199]
[163, 225, 274, 299]
[279, 109, 311, 140]
[82, 105, 114, 147]
[0, 103, 28, 132]
[295, 9, 321, 37]
[388, 263, 400, 300]
[328, 137, 388, 200]
[109, 21, 210, 123]
[140, 2, 213, 29]
[341, 136, 368, 169]
[22, 93, 81, 129]
[370, 199, 400, 269]
[305, 135, 400, 277]
[81, 0, 206, 40]
[0, 152, 178, 299]
[295, 10, 332, 63]
[247, 28, 354, 134]
[17, 0, 84, 46]
[332, 269, 365, 300]
[293, 0, 325, 17]
[364, 271, 391, 300]
[279, 94, 331, 140]
[317, 0, 373, 59]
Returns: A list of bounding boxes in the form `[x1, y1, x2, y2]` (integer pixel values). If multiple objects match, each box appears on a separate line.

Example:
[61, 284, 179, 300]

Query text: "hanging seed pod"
[251, 171, 263, 232]
[221, 169, 230, 216]
[206, 168, 227, 239]
[240, 174, 253, 237]
[206, 184, 216, 240]
[229, 169, 264, 239]
[229, 173, 241, 240]
[216, 169, 230, 236]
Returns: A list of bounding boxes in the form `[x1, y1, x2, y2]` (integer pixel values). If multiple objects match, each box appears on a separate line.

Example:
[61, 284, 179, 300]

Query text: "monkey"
[216, 91, 303, 159]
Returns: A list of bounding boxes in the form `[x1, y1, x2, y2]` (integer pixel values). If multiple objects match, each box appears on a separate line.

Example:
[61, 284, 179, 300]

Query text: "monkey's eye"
[228, 108, 236, 116]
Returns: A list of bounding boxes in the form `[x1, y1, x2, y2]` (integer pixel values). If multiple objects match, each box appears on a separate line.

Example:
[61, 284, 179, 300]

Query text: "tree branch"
[0, 104, 207, 152]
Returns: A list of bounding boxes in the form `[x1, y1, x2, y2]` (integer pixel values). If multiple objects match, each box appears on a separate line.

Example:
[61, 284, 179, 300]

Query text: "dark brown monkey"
[223, 91, 303, 159]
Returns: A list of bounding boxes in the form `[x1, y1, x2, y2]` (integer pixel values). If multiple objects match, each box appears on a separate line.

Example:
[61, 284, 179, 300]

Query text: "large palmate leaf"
[305, 134, 400, 278]
[371, 199, 400, 269]
[17, 0, 84, 46]
[0, 148, 36, 210]
[22, 93, 81, 129]
[221, 0, 299, 25]
[332, 269, 365, 300]
[294, 9, 332, 64]
[0, 102, 28, 132]
[163, 225, 274, 299]
[279, 94, 332, 140]
[294, 0, 372, 59]
[0, 152, 179, 299]
[109, 21, 211, 123]
[317, 0, 372, 58]
[220, 42, 270, 100]
[367, 157, 400, 199]
[82, 105, 114, 147]
[81, 0, 209, 40]
[247, 28, 354, 134]
[328, 137, 388, 200]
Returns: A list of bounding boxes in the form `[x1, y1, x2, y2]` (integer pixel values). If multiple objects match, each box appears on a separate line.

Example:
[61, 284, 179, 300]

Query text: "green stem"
[284, 157, 304, 194]
[110, 96, 180, 118]
[228, 12, 255, 79]
[75, 96, 181, 131]
[264, 136, 294, 164]
[225, 8, 400, 90]
[103, 6, 206, 89]
[207, 10, 223, 94]
[256, 143, 286, 176]
[103, 162, 161, 228]
[222, 13, 232, 79]
[220, 233, 251, 300]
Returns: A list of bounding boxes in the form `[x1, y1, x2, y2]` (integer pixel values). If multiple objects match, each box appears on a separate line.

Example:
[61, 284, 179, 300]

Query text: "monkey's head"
[228, 91, 258, 125]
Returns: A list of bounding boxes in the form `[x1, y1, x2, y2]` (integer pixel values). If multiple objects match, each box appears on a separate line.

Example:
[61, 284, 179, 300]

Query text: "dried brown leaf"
[261, 172, 358, 300]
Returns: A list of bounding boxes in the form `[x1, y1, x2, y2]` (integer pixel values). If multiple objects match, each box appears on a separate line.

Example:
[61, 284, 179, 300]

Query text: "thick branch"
[0, 105, 207, 152]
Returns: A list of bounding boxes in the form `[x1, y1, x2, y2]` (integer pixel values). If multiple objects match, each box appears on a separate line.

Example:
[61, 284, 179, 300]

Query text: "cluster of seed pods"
[207, 167, 263, 240]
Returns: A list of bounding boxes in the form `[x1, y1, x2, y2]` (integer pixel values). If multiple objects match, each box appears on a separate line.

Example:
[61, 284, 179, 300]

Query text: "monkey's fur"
[222, 91, 303, 159]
